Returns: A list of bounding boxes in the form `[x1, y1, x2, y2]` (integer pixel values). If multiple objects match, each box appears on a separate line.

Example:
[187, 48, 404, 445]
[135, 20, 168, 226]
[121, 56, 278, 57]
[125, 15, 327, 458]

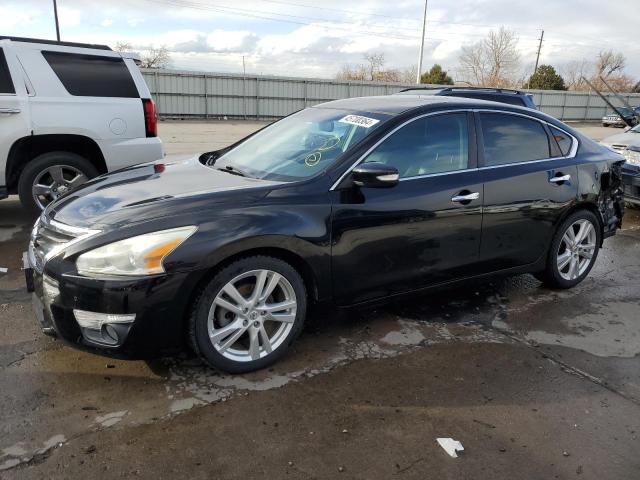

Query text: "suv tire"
[18, 151, 99, 214]
[189, 256, 307, 373]
[535, 210, 601, 289]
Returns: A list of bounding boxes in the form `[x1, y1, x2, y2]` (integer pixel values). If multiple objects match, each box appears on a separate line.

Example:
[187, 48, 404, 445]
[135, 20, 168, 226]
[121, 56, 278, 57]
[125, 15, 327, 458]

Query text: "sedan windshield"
[213, 108, 389, 181]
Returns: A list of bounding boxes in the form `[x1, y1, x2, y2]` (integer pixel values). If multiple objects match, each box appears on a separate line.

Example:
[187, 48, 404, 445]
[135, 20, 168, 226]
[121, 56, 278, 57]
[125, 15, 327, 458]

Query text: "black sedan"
[25, 96, 626, 373]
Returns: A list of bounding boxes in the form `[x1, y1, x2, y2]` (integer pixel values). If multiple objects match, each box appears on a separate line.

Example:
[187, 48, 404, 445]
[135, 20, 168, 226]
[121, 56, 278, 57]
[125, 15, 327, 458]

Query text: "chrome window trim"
[329, 108, 579, 190]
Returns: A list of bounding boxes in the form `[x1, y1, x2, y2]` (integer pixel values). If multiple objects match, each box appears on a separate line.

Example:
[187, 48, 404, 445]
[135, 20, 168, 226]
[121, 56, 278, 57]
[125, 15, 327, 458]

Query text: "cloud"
[101, 19, 113, 27]
[59, 7, 81, 27]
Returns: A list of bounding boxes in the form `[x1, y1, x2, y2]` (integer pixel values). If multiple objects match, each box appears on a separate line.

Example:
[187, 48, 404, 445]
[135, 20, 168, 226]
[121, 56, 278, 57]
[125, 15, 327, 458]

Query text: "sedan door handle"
[0, 108, 21, 114]
[451, 192, 480, 203]
[549, 174, 571, 184]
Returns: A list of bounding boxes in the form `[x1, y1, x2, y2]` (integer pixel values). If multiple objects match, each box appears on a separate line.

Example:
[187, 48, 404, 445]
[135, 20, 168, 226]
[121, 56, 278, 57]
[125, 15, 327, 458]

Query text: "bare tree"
[363, 52, 385, 81]
[561, 60, 590, 91]
[458, 27, 520, 87]
[595, 50, 626, 77]
[336, 52, 402, 83]
[114, 41, 133, 53]
[114, 42, 171, 69]
[139, 46, 171, 69]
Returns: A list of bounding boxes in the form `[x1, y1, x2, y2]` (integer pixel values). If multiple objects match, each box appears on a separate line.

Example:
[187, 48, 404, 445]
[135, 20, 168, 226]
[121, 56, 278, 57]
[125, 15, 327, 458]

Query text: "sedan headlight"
[623, 147, 640, 165]
[76, 226, 197, 276]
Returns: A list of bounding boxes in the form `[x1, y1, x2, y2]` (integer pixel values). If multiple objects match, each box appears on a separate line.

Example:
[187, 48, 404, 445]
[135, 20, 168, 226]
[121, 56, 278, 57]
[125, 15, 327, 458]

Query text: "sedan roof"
[315, 94, 516, 116]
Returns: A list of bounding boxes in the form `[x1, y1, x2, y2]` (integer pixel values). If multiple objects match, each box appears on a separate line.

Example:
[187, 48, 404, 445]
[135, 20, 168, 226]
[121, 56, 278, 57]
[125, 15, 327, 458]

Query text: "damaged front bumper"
[621, 164, 640, 206]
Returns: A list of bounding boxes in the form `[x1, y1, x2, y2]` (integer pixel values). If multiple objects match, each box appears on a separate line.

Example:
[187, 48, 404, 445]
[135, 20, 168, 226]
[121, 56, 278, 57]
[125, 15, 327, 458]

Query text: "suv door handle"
[451, 192, 480, 203]
[0, 108, 21, 114]
[549, 174, 571, 184]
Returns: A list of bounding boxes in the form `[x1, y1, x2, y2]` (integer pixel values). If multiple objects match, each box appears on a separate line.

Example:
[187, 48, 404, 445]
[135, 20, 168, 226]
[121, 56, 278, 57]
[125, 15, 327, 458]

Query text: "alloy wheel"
[556, 219, 597, 281]
[32, 164, 88, 210]
[207, 269, 297, 362]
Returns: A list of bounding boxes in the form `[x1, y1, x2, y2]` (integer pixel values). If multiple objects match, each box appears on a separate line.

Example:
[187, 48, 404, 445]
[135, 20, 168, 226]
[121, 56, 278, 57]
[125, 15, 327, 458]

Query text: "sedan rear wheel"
[189, 256, 307, 373]
[556, 219, 597, 281]
[536, 210, 601, 289]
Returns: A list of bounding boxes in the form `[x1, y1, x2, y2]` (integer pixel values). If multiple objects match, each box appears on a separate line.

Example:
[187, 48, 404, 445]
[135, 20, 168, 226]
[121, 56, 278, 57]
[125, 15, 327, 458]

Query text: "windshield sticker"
[338, 115, 380, 129]
[305, 152, 322, 166]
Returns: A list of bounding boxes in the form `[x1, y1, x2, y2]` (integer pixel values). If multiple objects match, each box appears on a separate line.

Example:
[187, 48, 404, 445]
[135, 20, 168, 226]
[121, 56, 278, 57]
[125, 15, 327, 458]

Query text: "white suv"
[0, 36, 164, 213]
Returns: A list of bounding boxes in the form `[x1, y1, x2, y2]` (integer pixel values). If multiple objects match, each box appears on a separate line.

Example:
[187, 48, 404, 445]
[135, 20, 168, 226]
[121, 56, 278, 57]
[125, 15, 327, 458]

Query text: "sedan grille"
[29, 216, 99, 272]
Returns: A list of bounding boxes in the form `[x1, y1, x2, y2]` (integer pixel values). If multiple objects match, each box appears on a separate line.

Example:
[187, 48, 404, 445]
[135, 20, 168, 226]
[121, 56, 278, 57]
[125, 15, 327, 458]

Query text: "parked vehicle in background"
[0, 36, 163, 213]
[602, 106, 640, 127]
[24, 95, 625, 373]
[601, 124, 640, 206]
[396, 87, 537, 109]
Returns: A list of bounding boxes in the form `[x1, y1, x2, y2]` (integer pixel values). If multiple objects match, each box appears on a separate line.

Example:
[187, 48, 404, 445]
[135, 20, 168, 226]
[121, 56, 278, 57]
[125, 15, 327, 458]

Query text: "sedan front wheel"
[189, 256, 307, 373]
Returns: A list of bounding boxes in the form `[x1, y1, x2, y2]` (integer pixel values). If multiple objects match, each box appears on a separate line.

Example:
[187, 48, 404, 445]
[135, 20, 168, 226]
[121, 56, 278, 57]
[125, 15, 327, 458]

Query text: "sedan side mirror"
[351, 163, 399, 188]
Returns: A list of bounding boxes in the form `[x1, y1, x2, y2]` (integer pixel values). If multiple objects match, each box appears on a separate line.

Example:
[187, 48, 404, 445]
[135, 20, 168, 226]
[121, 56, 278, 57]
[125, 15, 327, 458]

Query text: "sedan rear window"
[480, 113, 550, 166]
[0, 48, 15, 94]
[42, 51, 138, 98]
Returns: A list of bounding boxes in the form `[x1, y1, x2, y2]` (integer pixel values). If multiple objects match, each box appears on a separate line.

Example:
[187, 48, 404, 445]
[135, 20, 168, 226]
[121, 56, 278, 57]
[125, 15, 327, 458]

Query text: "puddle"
[524, 301, 640, 358]
[0, 225, 21, 243]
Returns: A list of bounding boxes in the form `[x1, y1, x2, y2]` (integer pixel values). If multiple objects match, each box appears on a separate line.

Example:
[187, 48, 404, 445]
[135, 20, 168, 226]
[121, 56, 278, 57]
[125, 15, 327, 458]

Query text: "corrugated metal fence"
[141, 68, 640, 122]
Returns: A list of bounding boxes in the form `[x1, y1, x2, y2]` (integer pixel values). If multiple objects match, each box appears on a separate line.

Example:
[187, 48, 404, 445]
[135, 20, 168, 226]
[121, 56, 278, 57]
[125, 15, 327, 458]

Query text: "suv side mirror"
[351, 163, 399, 188]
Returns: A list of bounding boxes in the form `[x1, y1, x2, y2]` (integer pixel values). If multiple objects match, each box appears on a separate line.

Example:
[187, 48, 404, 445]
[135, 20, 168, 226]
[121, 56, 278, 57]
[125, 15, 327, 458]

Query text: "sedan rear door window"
[480, 113, 550, 166]
[0, 48, 16, 94]
[364, 113, 469, 178]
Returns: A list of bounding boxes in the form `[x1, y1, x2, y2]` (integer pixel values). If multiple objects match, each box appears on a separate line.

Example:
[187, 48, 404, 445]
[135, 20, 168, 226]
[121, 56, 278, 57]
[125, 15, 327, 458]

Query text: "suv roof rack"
[0, 36, 112, 51]
[399, 86, 527, 95]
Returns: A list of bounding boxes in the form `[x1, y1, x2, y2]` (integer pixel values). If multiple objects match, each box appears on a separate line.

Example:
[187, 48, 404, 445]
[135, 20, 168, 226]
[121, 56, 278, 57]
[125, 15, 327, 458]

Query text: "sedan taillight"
[142, 98, 157, 138]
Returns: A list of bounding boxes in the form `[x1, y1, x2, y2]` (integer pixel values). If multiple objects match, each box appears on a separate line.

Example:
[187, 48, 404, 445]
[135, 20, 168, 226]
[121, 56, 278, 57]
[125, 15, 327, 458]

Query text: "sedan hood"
[601, 131, 640, 149]
[47, 155, 280, 229]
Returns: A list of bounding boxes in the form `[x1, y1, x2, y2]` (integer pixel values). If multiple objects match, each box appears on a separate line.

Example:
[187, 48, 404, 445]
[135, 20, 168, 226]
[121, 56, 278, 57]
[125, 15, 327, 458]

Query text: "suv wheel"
[18, 152, 99, 214]
[189, 256, 307, 373]
[535, 210, 601, 289]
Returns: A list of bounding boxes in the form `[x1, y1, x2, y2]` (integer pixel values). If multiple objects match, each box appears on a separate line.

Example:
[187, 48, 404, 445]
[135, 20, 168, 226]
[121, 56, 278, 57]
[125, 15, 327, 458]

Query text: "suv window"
[480, 113, 550, 166]
[42, 51, 138, 98]
[364, 113, 469, 178]
[549, 126, 573, 157]
[0, 48, 16, 94]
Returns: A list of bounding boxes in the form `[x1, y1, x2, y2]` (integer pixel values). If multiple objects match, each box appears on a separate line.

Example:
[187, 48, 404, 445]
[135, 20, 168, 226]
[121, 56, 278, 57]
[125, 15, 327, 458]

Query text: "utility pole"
[53, 0, 61, 41]
[534, 29, 544, 73]
[416, 0, 428, 84]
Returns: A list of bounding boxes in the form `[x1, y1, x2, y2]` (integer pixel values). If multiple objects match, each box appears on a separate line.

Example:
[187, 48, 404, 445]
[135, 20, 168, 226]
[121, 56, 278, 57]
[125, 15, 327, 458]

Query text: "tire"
[188, 256, 307, 373]
[535, 210, 601, 289]
[18, 151, 99, 214]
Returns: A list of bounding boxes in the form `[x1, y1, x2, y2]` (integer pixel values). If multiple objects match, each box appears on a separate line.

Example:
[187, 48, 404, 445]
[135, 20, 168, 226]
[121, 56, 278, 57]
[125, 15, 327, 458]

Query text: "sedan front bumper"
[622, 166, 640, 205]
[25, 252, 200, 359]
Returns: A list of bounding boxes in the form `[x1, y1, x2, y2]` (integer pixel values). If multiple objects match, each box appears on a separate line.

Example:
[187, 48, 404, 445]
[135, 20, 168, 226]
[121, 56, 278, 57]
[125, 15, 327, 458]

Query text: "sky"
[1, 0, 639, 81]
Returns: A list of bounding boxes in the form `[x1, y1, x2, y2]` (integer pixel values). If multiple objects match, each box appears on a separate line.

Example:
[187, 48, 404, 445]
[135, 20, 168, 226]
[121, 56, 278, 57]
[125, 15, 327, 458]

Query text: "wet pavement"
[1, 123, 639, 479]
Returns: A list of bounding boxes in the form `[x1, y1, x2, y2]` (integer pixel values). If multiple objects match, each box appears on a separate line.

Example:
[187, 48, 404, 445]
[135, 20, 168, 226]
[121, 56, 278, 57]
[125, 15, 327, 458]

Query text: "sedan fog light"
[73, 309, 136, 330]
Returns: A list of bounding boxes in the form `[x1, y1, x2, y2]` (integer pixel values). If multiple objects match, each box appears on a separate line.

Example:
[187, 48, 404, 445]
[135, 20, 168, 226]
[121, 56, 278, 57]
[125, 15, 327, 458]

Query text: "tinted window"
[42, 51, 138, 98]
[0, 48, 15, 94]
[364, 113, 469, 178]
[480, 113, 550, 166]
[549, 126, 573, 157]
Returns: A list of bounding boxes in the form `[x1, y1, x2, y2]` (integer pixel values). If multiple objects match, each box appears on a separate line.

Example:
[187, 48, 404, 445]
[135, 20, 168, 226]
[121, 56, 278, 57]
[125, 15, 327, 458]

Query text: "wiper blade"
[216, 165, 251, 178]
